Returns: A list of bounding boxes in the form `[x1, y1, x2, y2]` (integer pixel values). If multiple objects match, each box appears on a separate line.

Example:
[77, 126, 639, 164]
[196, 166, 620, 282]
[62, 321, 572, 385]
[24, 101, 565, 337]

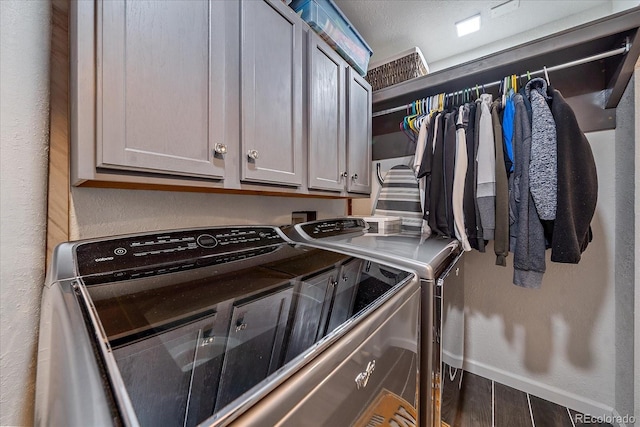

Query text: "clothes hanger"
[543, 66, 550, 85]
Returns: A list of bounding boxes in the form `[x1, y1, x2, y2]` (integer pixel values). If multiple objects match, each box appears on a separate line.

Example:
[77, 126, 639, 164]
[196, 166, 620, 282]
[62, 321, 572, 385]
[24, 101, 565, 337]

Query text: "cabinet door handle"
[355, 359, 376, 390]
[351, 173, 358, 180]
[342, 275, 348, 281]
[213, 143, 228, 156]
[247, 149, 259, 161]
[341, 171, 348, 179]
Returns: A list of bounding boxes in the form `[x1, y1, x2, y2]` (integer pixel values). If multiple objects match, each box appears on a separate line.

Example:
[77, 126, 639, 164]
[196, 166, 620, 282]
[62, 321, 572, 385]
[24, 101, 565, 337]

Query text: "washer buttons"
[197, 234, 218, 248]
[114, 247, 127, 256]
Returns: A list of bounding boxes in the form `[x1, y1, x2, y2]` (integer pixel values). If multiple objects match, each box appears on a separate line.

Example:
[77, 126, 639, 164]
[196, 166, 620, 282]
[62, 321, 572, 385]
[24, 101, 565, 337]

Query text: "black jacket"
[548, 88, 598, 263]
[463, 103, 479, 249]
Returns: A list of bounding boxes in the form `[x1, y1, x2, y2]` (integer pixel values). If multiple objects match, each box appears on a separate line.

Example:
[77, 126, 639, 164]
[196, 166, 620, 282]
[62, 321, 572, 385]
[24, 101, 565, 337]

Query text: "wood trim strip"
[46, 0, 71, 267]
[76, 180, 363, 200]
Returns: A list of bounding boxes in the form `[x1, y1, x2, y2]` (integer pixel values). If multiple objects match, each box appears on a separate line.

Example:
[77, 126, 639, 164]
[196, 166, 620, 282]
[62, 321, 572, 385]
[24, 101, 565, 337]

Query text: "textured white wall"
[614, 69, 636, 423]
[69, 188, 346, 240]
[462, 130, 617, 415]
[634, 65, 640, 427]
[0, 1, 51, 426]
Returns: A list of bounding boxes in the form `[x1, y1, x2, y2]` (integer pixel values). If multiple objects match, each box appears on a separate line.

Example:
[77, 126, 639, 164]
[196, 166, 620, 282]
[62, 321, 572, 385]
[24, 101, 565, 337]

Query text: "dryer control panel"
[297, 218, 367, 238]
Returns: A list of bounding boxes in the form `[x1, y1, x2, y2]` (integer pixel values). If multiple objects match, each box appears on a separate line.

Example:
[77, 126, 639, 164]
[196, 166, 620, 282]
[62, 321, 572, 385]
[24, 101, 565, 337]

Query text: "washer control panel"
[76, 227, 285, 277]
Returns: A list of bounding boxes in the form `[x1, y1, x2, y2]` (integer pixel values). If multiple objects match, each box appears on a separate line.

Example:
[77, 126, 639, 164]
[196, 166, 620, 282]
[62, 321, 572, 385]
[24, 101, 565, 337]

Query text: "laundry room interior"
[1, 0, 639, 426]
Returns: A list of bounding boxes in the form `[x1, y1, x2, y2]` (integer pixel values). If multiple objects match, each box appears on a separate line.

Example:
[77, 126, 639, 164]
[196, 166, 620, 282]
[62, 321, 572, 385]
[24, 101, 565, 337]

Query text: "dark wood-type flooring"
[441, 365, 613, 427]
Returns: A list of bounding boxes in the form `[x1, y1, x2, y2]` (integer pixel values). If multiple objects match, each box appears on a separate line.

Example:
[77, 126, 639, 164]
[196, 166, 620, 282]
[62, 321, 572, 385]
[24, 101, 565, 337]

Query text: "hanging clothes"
[476, 94, 496, 241]
[393, 70, 598, 285]
[428, 113, 448, 236]
[453, 104, 471, 251]
[418, 112, 437, 231]
[502, 94, 516, 174]
[491, 100, 509, 267]
[463, 102, 478, 250]
[413, 115, 431, 235]
[442, 112, 457, 237]
[510, 94, 546, 288]
[525, 78, 557, 221]
[548, 87, 598, 263]
[473, 97, 485, 252]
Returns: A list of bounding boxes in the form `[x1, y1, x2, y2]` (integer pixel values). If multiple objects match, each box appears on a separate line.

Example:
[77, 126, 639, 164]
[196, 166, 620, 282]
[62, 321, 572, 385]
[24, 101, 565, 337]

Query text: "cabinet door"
[307, 33, 346, 192]
[240, 0, 303, 186]
[284, 268, 337, 363]
[113, 315, 220, 427]
[346, 67, 372, 194]
[215, 285, 293, 411]
[326, 259, 363, 333]
[99, 0, 228, 179]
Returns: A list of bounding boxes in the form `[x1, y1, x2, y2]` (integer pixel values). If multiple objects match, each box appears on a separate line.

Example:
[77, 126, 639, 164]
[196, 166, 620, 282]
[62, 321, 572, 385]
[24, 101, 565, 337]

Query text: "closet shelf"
[371, 6, 640, 135]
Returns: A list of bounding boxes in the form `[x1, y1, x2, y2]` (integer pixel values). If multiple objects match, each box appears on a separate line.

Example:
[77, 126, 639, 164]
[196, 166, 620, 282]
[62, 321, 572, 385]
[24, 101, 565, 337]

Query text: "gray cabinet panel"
[215, 285, 293, 411]
[285, 268, 337, 362]
[113, 315, 219, 427]
[240, 0, 303, 186]
[99, 0, 227, 179]
[347, 67, 372, 194]
[307, 33, 346, 192]
[326, 259, 363, 333]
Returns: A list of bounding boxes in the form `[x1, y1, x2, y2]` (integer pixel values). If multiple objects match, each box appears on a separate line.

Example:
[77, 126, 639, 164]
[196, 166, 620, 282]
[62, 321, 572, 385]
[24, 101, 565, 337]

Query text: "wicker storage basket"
[366, 47, 429, 91]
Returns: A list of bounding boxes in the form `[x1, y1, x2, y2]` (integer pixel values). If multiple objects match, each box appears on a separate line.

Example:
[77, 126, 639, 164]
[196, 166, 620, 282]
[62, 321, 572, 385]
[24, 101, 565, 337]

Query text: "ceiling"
[332, 0, 640, 72]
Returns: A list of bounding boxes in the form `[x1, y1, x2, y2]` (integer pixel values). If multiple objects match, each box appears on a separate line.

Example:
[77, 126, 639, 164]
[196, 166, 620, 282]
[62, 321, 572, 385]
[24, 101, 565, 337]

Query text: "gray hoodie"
[525, 78, 557, 220]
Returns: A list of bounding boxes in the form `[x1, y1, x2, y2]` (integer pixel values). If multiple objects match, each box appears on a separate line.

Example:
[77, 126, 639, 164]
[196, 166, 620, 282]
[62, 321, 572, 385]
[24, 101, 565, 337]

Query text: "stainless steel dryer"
[35, 226, 423, 426]
[284, 218, 464, 427]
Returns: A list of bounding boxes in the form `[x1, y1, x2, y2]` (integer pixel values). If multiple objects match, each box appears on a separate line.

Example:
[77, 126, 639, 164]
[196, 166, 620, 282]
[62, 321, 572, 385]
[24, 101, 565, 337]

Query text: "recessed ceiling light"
[456, 14, 481, 37]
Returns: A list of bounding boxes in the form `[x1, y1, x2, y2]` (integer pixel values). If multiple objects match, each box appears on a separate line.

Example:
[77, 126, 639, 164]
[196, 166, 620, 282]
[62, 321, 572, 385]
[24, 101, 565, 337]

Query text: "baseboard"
[461, 358, 619, 424]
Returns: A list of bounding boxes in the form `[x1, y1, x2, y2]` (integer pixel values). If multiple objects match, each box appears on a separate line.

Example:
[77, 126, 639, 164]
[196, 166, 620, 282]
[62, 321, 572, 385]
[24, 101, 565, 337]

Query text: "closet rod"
[372, 42, 630, 118]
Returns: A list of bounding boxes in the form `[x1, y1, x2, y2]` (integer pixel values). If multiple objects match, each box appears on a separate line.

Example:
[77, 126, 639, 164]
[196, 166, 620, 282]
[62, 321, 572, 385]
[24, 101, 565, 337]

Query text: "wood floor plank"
[453, 371, 492, 427]
[529, 395, 573, 427]
[494, 382, 533, 427]
[441, 364, 463, 427]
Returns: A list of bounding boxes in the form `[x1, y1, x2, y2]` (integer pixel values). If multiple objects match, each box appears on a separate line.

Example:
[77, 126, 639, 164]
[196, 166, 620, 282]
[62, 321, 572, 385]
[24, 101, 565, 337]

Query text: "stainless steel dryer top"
[285, 218, 461, 279]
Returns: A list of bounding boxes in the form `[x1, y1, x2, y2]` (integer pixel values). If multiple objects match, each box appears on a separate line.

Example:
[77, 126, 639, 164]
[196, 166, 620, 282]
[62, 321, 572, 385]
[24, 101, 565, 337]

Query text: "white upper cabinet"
[98, 0, 229, 179]
[240, 0, 304, 187]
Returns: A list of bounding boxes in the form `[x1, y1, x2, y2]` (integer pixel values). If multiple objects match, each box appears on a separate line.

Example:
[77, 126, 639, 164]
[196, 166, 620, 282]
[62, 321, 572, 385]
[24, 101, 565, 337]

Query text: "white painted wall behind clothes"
[462, 131, 617, 416]
[0, 1, 51, 426]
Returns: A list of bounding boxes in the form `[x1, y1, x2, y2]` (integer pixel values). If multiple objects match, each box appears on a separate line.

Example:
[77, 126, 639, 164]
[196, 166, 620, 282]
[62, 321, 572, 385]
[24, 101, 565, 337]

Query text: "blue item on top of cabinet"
[290, 0, 373, 76]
